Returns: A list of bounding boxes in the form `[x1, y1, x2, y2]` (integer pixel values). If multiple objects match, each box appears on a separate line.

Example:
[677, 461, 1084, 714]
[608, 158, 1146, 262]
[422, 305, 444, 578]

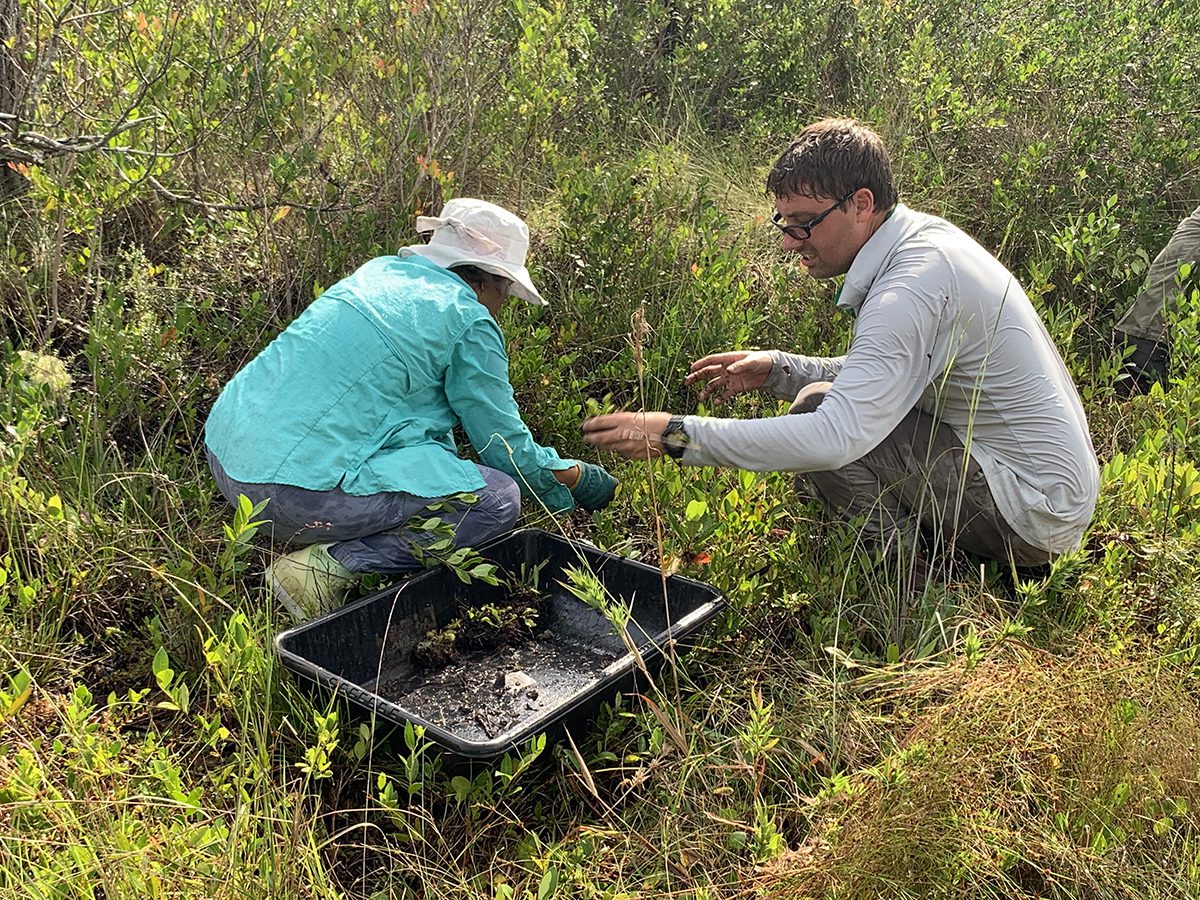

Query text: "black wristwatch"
[660, 414, 690, 459]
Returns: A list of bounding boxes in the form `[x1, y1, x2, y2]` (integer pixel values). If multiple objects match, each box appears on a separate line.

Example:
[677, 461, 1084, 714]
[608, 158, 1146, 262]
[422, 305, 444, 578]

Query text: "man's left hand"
[581, 411, 673, 460]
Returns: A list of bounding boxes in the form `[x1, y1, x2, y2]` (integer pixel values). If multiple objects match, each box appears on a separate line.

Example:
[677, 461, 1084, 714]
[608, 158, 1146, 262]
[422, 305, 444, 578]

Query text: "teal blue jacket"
[204, 255, 576, 512]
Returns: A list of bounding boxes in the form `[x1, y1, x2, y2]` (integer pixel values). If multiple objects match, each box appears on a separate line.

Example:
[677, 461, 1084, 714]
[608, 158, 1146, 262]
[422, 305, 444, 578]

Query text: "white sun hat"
[398, 197, 546, 306]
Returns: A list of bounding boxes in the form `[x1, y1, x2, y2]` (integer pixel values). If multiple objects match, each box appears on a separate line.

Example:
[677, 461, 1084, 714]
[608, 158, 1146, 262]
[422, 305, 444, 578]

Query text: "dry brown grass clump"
[759, 643, 1200, 899]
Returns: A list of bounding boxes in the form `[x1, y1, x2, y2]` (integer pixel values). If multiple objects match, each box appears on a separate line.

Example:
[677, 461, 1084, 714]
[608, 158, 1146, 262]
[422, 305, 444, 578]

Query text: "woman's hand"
[569, 461, 619, 511]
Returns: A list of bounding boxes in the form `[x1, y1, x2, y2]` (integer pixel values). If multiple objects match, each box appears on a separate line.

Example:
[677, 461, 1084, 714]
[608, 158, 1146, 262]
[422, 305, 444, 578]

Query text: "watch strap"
[661, 414, 689, 459]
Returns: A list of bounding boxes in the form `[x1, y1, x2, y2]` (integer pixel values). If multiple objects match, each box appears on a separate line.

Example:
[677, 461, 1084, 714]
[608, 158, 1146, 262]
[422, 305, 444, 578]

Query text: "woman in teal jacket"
[204, 199, 617, 621]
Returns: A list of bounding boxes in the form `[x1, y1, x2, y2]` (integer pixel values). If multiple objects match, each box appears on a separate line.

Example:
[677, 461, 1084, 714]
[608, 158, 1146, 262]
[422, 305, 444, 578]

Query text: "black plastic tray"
[274, 529, 725, 760]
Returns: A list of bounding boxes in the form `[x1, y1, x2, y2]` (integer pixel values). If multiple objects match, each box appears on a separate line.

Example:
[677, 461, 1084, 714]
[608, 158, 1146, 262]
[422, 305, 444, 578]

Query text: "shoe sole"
[267, 566, 314, 623]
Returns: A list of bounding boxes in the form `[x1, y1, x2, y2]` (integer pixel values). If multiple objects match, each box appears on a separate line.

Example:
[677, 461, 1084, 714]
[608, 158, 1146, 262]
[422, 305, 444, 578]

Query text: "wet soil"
[369, 622, 625, 744]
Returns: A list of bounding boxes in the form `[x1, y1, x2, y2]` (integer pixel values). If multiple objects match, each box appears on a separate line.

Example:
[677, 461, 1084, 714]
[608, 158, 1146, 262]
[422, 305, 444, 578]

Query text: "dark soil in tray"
[370, 628, 624, 742]
[411, 584, 550, 670]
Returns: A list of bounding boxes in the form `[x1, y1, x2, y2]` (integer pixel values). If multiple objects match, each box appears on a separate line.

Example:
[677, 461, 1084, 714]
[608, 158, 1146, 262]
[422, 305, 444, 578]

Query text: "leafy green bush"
[2, 0, 1200, 896]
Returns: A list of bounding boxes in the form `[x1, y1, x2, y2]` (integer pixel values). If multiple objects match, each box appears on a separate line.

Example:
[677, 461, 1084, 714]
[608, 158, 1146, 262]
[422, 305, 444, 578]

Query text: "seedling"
[412, 561, 553, 670]
[558, 563, 648, 675]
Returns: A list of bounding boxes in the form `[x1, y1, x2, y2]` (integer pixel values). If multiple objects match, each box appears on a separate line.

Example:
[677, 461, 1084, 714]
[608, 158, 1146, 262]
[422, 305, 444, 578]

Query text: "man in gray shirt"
[1113, 204, 1200, 393]
[583, 118, 1099, 571]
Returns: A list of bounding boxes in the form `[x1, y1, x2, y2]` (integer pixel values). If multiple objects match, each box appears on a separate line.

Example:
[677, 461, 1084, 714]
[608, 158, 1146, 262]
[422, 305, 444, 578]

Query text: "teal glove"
[570, 461, 618, 512]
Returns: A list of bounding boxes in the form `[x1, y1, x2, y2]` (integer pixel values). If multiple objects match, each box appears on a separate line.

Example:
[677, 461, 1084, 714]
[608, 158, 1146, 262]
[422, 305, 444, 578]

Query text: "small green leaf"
[2, 669, 32, 721]
[152, 647, 173, 690]
[537, 868, 559, 900]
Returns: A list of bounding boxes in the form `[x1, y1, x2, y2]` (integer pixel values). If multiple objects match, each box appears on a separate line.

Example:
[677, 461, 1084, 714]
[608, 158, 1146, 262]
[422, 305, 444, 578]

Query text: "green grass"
[3, 0, 1200, 896]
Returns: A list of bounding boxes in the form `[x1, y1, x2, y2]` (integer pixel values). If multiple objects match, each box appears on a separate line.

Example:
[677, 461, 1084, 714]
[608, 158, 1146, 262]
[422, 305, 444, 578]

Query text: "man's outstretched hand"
[581, 411, 673, 460]
[685, 350, 774, 404]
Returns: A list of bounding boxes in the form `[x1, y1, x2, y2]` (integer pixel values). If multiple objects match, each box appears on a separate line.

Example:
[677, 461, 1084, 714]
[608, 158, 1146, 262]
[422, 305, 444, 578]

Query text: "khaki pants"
[791, 382, 1052, 569]
[1115, 205, 1200, 343]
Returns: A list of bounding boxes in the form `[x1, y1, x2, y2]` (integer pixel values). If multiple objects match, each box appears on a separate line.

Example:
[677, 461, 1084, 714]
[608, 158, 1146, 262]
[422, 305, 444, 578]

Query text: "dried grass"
[759, 643, 1200, 899]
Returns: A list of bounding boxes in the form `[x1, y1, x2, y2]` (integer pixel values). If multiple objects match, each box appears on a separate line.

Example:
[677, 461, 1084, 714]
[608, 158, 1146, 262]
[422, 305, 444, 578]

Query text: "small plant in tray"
[412, 560, 552, 670]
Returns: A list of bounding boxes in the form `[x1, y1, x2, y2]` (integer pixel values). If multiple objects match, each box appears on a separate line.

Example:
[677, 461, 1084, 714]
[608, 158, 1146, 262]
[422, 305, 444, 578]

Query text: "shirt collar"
[836, 203, 913, 312]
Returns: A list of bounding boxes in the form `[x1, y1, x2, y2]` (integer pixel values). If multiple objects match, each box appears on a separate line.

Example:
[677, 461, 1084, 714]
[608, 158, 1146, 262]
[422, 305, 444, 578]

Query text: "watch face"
[662, 417, 689, 456]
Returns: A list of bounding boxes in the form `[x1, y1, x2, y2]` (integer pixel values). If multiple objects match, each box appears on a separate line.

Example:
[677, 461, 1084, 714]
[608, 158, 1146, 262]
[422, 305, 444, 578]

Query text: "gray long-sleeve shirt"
[682, 204, 1100, 553]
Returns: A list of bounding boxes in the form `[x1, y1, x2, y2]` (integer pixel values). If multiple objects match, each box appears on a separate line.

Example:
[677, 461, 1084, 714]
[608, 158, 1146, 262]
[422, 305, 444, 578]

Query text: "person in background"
[1113, 205, 1200, 393]
[205, 198, 617, 621]
[582, 119, 1099, 581]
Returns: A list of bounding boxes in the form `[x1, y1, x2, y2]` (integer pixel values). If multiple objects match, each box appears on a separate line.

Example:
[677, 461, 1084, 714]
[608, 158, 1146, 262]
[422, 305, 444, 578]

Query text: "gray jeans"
[791, 383, 1051, 568]
[1115, 205, 1200, 343]
[205, 447, 521, 575]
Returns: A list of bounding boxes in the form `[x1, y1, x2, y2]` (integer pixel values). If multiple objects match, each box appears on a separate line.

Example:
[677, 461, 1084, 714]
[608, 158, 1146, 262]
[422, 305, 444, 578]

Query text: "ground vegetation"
[2, 0, 1199, 896]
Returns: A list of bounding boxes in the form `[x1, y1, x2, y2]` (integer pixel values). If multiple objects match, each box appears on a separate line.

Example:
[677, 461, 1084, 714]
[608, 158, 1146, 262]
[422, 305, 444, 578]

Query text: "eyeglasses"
[770, 188, 859, 241]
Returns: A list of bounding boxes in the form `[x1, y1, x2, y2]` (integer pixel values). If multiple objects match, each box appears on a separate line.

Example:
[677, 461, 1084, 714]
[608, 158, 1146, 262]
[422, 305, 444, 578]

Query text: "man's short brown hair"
[766, 118, 898, 211]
